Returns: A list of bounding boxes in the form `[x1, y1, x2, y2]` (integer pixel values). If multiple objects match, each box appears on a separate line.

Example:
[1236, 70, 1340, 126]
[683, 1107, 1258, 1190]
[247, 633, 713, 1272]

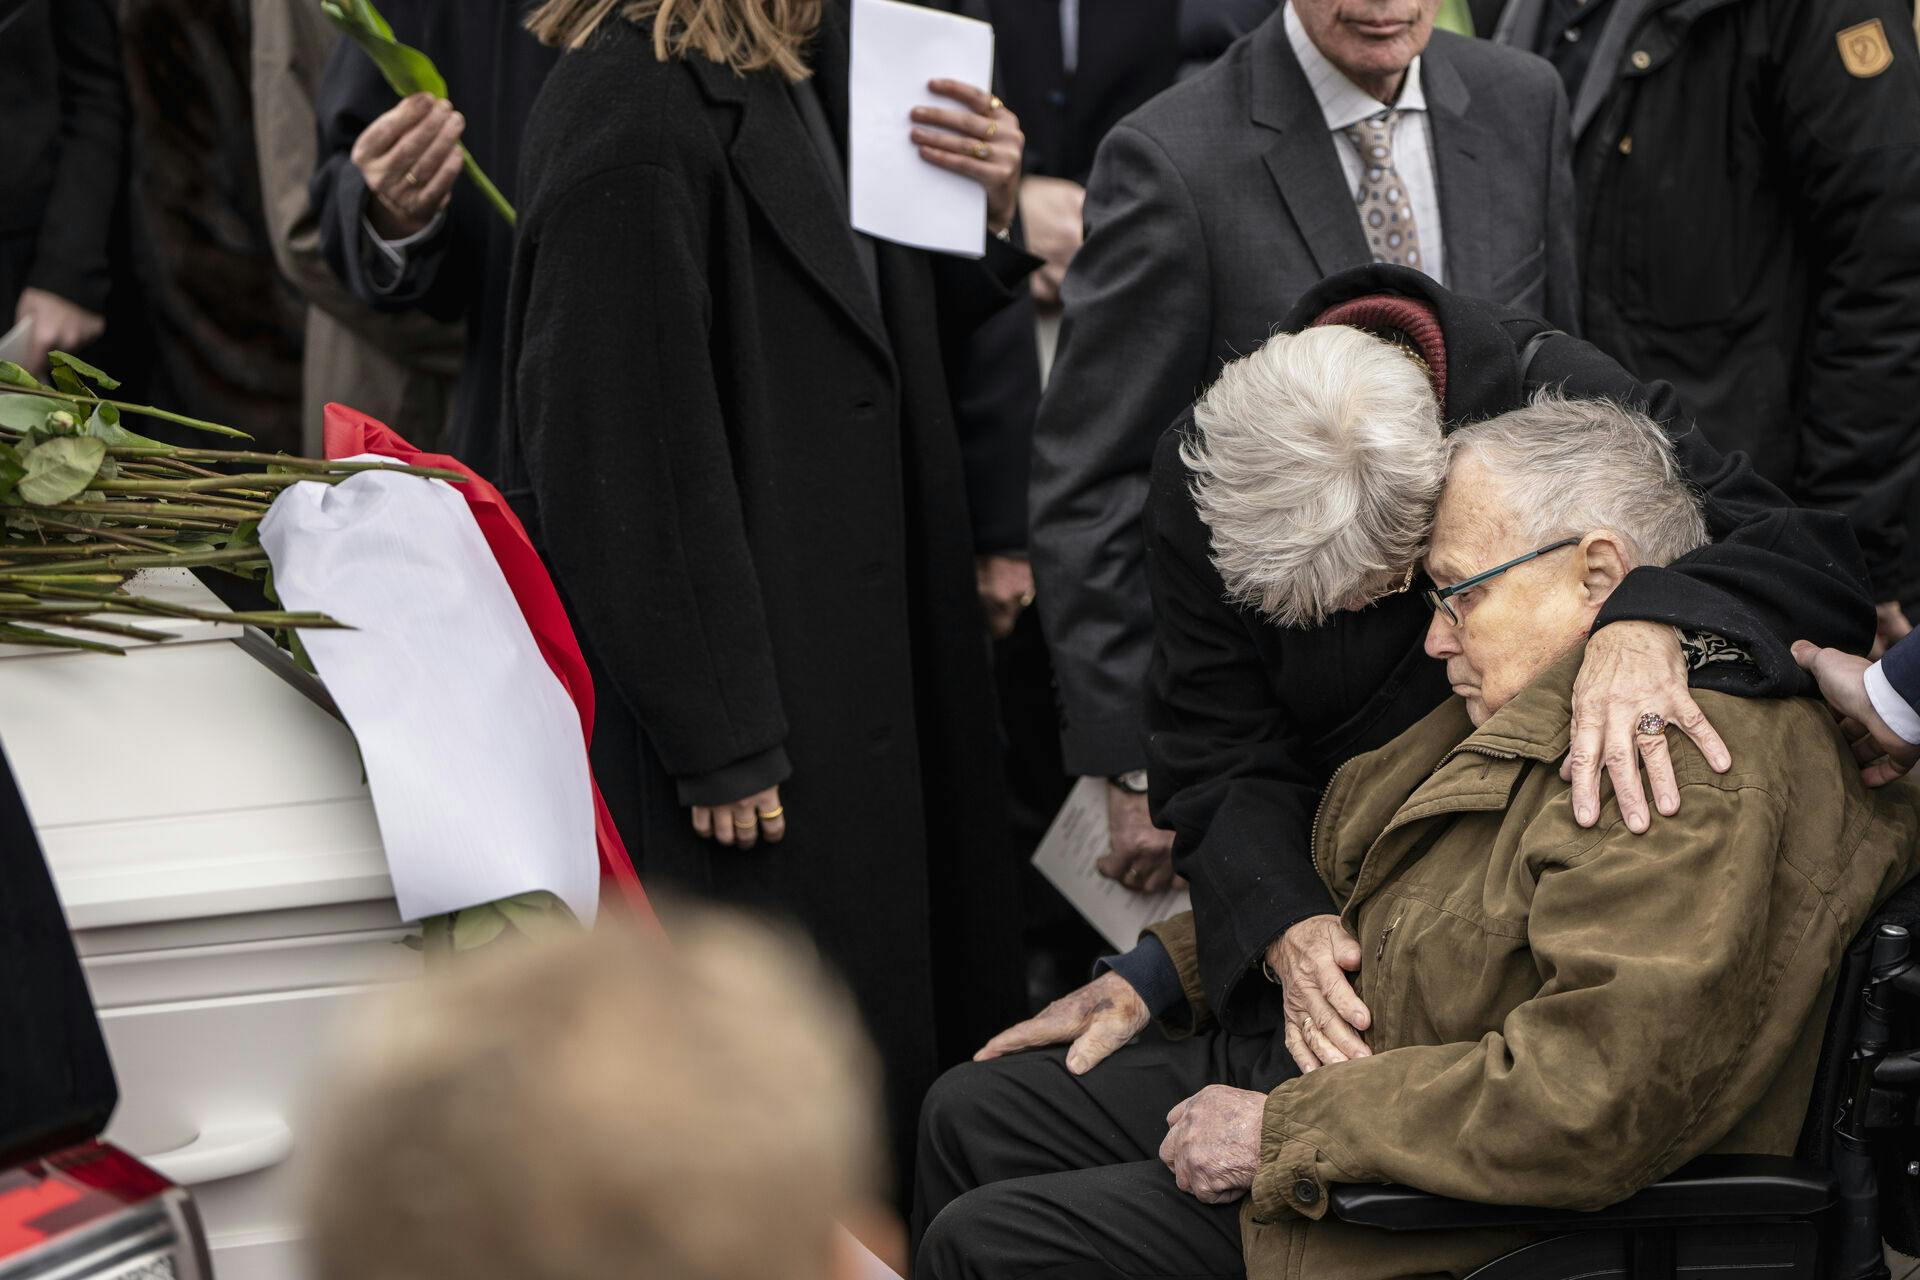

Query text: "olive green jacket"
[1149, 645, 1920, 1280]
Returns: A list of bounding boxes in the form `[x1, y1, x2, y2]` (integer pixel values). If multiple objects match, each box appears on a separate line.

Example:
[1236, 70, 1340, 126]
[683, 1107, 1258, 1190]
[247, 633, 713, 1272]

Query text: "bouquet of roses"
[0, 354, 463, 655]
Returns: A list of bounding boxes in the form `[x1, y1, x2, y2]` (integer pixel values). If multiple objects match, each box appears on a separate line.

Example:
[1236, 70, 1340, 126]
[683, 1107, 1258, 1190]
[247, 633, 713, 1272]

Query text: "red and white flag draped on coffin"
[254, 403, 651, 926]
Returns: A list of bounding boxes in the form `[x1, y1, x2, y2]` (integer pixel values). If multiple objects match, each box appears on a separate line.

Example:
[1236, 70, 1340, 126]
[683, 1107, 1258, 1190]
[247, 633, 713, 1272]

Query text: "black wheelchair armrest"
[1325, 1155, 1835, 1232]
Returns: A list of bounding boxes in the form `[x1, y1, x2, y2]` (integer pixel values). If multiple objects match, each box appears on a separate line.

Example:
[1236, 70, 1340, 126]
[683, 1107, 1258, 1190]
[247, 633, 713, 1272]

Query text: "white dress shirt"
[1283, 2, 1446, 285]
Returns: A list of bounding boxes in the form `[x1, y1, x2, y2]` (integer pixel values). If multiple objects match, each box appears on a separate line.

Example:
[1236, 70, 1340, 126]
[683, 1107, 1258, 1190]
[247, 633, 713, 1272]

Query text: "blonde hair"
[305, 908, 882, 1280]
[1183, 325, 1446, 628]
[527, 0, 821, 82]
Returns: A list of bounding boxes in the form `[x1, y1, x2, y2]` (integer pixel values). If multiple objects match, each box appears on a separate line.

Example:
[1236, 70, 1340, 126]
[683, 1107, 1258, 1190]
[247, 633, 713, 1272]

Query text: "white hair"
[1182, 325, 1445, 628]
[1445, 391, 1708, 566]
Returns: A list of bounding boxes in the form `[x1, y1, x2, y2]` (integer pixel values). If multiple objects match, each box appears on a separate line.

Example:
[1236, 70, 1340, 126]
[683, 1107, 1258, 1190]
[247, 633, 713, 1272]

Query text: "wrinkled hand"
[13, 288, 104, 376]
[910, 80, 1024, 235]
[351, 92, 465, 240]
[1160, 1085, 1266, 1203]
[1268, 915, 1370, 1072]
[1563, 620, 1730, 833]
[1095, 785, 1179, 893]
[976, 553, 1034, 640]
[1793, 640, 1920, 787]
[975, 970, 1149, 1074]
[1018, 175, 1084, 307]
[1873, 602, 1913, 660]
[691, 784, 786, 850]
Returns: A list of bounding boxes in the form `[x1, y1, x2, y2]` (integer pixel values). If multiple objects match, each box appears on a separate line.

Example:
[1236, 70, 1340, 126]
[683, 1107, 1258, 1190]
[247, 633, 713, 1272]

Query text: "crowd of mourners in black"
[10, 0, 1920, 1275]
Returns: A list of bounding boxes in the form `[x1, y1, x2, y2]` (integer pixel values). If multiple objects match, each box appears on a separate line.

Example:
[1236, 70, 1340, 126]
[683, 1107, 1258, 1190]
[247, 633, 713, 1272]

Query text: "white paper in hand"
[849, 0, 994, 258]
[1031, 777, 1191, 952]
[259, 461, 598, 925]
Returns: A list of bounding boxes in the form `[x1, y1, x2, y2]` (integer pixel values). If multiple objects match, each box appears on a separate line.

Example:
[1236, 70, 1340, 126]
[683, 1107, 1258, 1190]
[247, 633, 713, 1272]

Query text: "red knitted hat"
[1310, 294, 1449, 416]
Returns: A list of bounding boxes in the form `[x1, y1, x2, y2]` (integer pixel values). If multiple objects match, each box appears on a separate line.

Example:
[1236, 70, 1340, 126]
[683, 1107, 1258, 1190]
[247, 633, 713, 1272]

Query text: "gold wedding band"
[988, 94, 1003, 112]
[972, 143, 992, 160]
[403, 169, 419, 187]
[984, 120, 998, 140]
[757, 805, 784, 821]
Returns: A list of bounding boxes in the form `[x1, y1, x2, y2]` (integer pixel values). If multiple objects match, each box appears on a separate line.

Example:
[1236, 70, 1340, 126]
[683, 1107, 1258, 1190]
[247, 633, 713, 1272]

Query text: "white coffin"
[0, 571, 423, 1280]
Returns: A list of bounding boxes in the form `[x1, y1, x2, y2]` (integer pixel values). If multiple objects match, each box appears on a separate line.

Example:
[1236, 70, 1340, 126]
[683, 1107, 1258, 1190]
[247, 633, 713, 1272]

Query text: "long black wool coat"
[500, 5, 1030, 1180]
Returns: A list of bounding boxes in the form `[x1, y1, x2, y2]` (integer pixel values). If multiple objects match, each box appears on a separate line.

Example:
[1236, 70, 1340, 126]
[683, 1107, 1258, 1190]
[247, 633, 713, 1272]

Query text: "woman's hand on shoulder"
[1565, 620, 1731, 833]
[909, 79, 1024, 235]
[691, 785, 786, 849]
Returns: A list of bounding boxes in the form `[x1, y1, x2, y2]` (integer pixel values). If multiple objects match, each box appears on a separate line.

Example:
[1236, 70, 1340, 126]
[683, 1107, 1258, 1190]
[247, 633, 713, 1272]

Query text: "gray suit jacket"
[1029, 15, 1578, 775]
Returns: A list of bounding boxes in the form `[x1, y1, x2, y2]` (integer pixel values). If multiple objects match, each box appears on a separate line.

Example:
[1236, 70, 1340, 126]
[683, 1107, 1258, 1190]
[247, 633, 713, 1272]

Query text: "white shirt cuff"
[1864, 660, 1920, 745]
[360, 210, 446, 289]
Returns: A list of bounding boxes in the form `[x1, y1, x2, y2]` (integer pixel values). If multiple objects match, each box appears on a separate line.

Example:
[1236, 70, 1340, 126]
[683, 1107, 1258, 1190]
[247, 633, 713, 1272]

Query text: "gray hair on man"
[1446, 390, 1709, 566]
[1183, 325, 1445, 628]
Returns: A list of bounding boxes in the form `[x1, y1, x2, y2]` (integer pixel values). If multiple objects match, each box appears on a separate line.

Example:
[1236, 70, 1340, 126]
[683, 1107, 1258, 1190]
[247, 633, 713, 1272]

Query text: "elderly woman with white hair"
[912, 392, 1913, 1280]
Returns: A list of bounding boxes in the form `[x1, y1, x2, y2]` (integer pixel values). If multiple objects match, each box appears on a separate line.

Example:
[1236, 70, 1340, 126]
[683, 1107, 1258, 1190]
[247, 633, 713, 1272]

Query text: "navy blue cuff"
[1095, 933, 1189, 1021]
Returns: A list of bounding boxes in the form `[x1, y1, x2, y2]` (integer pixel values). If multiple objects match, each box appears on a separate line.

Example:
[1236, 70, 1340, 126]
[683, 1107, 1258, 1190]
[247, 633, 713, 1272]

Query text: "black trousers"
[911, 1030, 1299, 1279]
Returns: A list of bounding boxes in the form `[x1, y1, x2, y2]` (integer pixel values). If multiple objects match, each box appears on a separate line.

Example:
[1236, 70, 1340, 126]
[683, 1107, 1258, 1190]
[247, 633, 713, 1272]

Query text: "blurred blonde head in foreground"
[305, 908, 885, 1280]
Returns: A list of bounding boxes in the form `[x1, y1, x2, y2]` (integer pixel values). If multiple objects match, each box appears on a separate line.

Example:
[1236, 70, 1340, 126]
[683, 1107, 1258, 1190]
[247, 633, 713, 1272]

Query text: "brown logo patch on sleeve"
[1837, 18, 1894, 77]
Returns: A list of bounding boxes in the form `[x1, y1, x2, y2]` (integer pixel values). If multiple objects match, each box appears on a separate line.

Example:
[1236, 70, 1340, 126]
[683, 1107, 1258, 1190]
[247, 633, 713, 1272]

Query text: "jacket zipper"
[1375, 907, 1406, 959]
[1310, 756, 1360, 887]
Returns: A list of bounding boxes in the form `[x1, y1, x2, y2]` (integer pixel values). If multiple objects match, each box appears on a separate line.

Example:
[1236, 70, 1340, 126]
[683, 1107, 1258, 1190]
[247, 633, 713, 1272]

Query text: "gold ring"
[989, 94, 1003, 112]
[984, 120, 997, 139]
[756, 805, 784, 821]
[972, 143, 992, 161]
[732, 812, 758, 827]
[403, 169, 419, 187]
[1018, 590, 1035, 608]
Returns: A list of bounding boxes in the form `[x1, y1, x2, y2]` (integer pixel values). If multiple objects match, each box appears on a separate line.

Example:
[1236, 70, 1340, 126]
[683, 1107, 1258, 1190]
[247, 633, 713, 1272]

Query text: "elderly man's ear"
[1577, 533, 1634, 610]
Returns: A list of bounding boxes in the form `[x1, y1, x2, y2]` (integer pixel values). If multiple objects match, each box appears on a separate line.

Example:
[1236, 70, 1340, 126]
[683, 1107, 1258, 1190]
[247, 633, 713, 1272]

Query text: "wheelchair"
[1324, 876, 1920, 1280]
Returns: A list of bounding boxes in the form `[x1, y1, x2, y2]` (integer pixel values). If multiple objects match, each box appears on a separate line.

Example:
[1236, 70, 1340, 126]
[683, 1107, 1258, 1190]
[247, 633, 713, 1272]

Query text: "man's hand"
[690, 784, 786, 850]
[1268, 915, 1371, 1072]
[975, 553, 1034, 640]
[1160, 1085, 1266, 1204]
[911, 80, 1025, 235]
[13, 288, 104, 376]
[1018, 175, 1085, 307]
[1563, 620, 1730, 833]
[975, 970, 1149, 1074]
[1793, 640, 1920, 786]
[1874, 602, 1913, 660]
[350, 92, 466, 241]
[1095, 785, 1178, 893]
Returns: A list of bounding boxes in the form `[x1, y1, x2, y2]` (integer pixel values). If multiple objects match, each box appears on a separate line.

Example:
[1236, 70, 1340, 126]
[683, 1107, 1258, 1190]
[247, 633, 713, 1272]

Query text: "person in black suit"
[309, 1, 555, 482]
[504, 0, 1035, 1198]
[0, 0, 125, 377]
[1029, 0, 1581, 898]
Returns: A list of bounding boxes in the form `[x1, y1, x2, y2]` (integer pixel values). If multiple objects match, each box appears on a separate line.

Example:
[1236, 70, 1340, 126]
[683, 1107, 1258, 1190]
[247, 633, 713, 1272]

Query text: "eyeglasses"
[1422, 538, 1580, 625]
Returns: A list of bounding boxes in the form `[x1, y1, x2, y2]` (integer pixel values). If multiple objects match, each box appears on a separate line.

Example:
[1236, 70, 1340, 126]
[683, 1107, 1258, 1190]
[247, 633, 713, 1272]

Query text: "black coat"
[0, 0, 124, 317]
[1489, 0, 1920, 599]
[1144, 263, 1876, 1033]
[501, 10, 1028, 1178]
[310, 0, 555, 481]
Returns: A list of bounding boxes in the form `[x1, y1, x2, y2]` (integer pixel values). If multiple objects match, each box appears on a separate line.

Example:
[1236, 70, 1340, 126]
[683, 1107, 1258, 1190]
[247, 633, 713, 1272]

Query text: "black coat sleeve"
[1143, 422, 1341, 1030]
[1527, 331, 1877, 682]
[513, 161, 791, 801]
[1767, 0, 1920, 601]
[309, 24, 466, 320]
[24, 0, 125, 313]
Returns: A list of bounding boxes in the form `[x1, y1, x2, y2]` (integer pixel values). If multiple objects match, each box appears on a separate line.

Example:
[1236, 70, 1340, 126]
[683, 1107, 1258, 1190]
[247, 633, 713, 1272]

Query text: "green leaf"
[47, 351, 121, 391]
[494, 890, 579, 939]
[84, 402, 168, 449]
[0, 363, 47, 391]
[321, 0, 445, 97]
[450, 903, 509, 950]
[0, 394, 63, 431]
[224, 518, 260, 552]
[47, 364, 88, 397]
[0, 446, 24, 504]
[17, 435, 107, 505]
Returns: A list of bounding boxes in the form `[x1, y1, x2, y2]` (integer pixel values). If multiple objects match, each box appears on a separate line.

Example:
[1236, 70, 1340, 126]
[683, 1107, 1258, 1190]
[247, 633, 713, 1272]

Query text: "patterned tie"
[1343, 111, 1424, 271]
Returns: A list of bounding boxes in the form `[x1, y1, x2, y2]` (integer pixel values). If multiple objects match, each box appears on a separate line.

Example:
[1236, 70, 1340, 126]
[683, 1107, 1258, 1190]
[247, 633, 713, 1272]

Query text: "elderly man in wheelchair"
[913, 391, 1920, 1280]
